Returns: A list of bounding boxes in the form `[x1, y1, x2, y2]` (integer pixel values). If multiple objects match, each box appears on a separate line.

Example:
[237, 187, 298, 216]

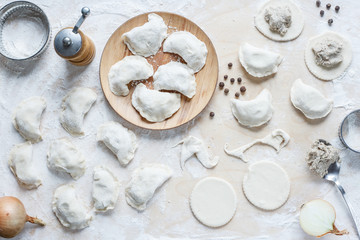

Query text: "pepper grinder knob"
[73, 7, 90, 34]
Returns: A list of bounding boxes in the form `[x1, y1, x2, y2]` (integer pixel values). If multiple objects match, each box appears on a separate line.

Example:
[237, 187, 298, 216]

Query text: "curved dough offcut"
[243, 160, 290, 210]
[12, 96, 46, 143]
[108, 56, 154, 97]
[290, 79, 333, 119]
[231, 89, 273, 127]
[190, 177, 237, 228]
[254, 0, 304, 42]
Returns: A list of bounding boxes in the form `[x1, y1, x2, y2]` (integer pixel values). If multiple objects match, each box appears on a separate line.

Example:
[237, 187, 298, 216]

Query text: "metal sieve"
[339, 109, 360, 153]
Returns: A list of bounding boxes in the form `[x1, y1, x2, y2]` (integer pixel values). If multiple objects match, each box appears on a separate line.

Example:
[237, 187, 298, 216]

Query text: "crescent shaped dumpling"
[131, 83, 181, 122]
[290, 79, 333, 119]
[153, 61, 196, 98]
[239, 43, 283, 78]
[163, 31, 208, 73]
[122, 13, 167, 57]
[12, 96, 46, 143]
[231, 89, 273, 127]
[108, 55, 154, 96]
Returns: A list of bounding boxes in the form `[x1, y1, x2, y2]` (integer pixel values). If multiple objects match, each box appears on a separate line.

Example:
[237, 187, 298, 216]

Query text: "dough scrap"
[12, 96, 46, 143]
[108, 55, 154, 96]
[52, 184, 92, 230]
[60, 87, 97, 135]
[123, 13, 167, 57]
[8, 142, 41, 189]
[163, 31, 208, 73]
[190, 177, 237, 228]
[231, 89, 273, 128]
[97, 121, 137, 166]
[224, 129, 290, 162]
[47, 138, 86, 180]
[305, 31, 352, 81]
[243, 161, 290, 210]
[92, 166, 120, 212]
[290, 79, 333, 119]
[175, 136, 219, 169]
[131, 83, 181, 122]
[255, 0, 304, 42]
[153, 61, 196, 98]
[125, 164, 173, 211]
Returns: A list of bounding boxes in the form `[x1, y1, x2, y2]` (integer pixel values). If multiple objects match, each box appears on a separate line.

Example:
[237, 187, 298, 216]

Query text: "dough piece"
[108, 55, 154, 97]
[190, 177, 237, 228]
[125, 164, 173, 211]
[52, 184, 92, 230]
[224, 129, 290, 162]
[243, 161, 290, 210]
[97, 121, 137, 166]
[47, 138, 86, 180]
[122, 13, 167, 57]
[305, 31, 352, 81]
[290, 79, 333, 119]
[8, 142, 41, 189]
[239, 43, 283, 77]
[163, 31, 208, 73]
[60, 87, 97, 135]
[92, 166, 120, 212]
[131, 83, 181, 122]
[175, 136, 219, 169]
[231, 89, 273, 127]
[255, 0, 304, 42]
[153, 61, 196, 98]
[12, 96, 46, 143]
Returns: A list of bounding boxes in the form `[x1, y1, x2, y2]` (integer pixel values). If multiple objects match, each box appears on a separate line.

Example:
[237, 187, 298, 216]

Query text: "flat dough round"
[305, 31, 352, 81]
[243, 161, 290, 210]
[254, 0, 304, 42]
[190, 177, 237, 228]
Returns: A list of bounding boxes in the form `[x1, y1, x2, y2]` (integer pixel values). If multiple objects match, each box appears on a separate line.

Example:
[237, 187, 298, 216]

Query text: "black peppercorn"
[209, 112, 215, 118]
[219, 82, 224, 89]
[240, 86, 246, 93]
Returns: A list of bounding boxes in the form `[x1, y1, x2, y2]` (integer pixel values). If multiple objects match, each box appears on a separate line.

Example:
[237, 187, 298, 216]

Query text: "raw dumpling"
[231, 89, 273, 127]
[108, 56, 154, 96]
[122, 13, 167, 57]
[125, 164, 173, 211]
[12, 96, 46, 143]
[239, 43, 283, 78]
[305, 31, 352, 81]
[47, 138, 86, 180]
[254, 0, 304, 42]
[163, 31, 208, 73]
[60, 87, 97, 135]
[153, 61, 196, 98]
[52, 184, 92, 230]
[131, 83, 181, 122]
[97, 121, 137, 166]
[290, 79, 333, 119]
[8, 142, 41, 189]
[92, 166, 120, 212]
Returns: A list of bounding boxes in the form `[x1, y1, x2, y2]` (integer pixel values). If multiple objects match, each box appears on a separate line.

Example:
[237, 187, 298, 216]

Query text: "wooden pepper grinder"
[54, 7, 95, 66]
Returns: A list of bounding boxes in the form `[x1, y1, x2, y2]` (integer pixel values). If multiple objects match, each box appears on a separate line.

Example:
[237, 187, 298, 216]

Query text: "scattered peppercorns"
[320, 10, 324, 16]
[326, 3, 331, 9]
[209, 112, 215, 118]
[237, 77, 242, 83]
[335, 6, 340, 12]
[224, 88, 229, 94]
[316, 0, 321, 7]
[228, 62, 233, 69]
[235, 92, 240, 98]
[328, 18, 333, 25]
[219, 82, 224, 89]
[230, 78, 235, 84]
[224, 75, 228, 80]
[240, 86, 246, 93]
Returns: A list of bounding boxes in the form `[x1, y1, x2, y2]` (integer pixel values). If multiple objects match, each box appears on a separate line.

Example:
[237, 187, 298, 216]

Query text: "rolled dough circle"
[190, 177, 237, 228]
[243, 161, 290, 210]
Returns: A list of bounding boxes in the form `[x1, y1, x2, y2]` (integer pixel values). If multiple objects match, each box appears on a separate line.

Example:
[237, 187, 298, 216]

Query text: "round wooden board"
[99, 12, 218, 130]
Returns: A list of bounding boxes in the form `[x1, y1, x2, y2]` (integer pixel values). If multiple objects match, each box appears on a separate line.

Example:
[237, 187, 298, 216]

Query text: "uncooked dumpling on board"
[131, 83, 181, 122]
[153, 61, 196, 98]
[60, 87, 97, 136]
[163, 31, 208, 73]
[125, 164, 173, 211]
[108, 56, 154, 96]
[8, 142, 42, 189]
[239, 43, 283, 78]
[122, 13, 167, 57]
[231, 89, 274, 127]
[97, 121, 137, 166]
[254, 0, 304, 42]
[290, 79, 333, 119]
[12, 96, 46, 143]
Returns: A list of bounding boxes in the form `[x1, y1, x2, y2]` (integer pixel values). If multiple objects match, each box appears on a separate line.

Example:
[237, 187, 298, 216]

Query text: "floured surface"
[0, 0, 360, 239]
